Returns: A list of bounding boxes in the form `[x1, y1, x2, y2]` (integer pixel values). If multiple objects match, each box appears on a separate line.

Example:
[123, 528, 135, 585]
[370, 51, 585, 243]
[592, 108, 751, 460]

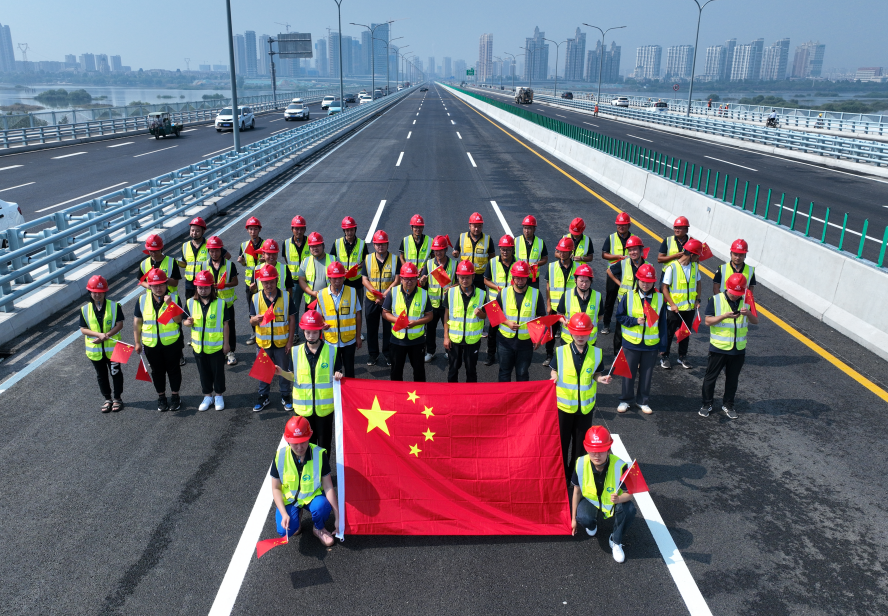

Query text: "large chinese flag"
[337, 379, 570, 536]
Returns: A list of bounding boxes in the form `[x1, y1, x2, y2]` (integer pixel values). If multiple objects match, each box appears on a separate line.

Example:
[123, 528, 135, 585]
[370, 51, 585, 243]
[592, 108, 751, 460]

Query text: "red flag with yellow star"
[335, 379, 569, 536]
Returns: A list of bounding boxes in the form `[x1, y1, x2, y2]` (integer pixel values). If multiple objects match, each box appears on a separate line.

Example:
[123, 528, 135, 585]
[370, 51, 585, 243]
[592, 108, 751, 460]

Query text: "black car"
[561, 91, 574, 99]
[420, 87, 428, 91]
[344, 93, 357, 103]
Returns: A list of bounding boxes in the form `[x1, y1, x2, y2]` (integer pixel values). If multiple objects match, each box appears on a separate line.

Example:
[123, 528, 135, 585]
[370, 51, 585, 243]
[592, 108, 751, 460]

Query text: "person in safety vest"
[383, 263, 433, 382]
[570, 426, 636, 564]
[183, 270, 232, 411]
[203, 235, 239, 366]
[515, 215, 548, 288]
[556, 263, 603, 348]
[419, 235, 456, 363]
[550, 313, 613, 482]
[606, 235, 649, 357]
[452, 212, 494, 289]
[331, 216, 369, 295]
[270, 416, 340, 547]
[298, 232, 335, 309]
[700, 273, 758, 420]
[657, 216, 690, 266]
[238, 216, 264, 345]
[133, 268, 186, 412]
[712, 239, 756, 295]
[276, 310, 343, 452]
[614, 263, 667, 415]
[660, 238, 702, 370]
[315, 261, 361, 377]
[179, 217, 229, 297]
[79, 275, 125, 413]
[255, 239, 294, 296]
[361, 230, 400, 367]
[443, 259, 486, 382]
[482, 235, 516, 366]
[286, 215, 310, 316]
[399, 214, 432, 268]
[495, 261, 546, 383]
[543, 237, 579, 367]
[600, 212, 632, 335]
[248, 264, 297, 412]
[564, 217, 595, 263]
[138, 234, 181, 294]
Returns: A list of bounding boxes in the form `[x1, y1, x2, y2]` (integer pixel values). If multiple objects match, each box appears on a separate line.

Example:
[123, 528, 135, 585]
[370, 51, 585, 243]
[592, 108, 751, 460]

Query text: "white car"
[648, 100, 668, 112]
[215, 106, 255, 132]
[321, 96, 335, 110]
[291, 97, 303, 104]
[611, 97, 630, 107]
[284, 103, 310, 121]
[358, 94, 372, 105]
[0, 199, 25, 244]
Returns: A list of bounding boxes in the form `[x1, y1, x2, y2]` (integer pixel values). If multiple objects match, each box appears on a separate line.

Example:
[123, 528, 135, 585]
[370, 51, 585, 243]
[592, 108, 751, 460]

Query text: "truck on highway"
[515, 87, 534, 105]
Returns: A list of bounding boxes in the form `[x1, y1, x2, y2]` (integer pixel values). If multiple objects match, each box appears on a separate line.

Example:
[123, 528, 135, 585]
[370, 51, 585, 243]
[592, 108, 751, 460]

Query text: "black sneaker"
[699, 404, 712, 418]
[542, 355, 552, 367]
[484, 354, 496, 366]
[600, 326, 610, 335]
[158, 395, 169, 412]
[384, 356, 391, 367]
[179, 356, 186, 367]
[253, 396, 270, 412]
[169, 394, 182, 412]
[367, 356, 377, 366]
[722, 403, 738, 420]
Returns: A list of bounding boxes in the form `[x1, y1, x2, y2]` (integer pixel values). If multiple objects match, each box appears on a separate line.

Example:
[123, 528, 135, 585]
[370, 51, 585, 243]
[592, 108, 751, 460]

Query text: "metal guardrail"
[534, 94, 888, 167]
[0, 84, 421, 312]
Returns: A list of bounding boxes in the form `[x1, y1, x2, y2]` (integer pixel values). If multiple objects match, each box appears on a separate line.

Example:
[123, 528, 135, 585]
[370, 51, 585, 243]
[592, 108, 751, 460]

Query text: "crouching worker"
[571, 425, 637, 563]
[271, 416, 340, 547]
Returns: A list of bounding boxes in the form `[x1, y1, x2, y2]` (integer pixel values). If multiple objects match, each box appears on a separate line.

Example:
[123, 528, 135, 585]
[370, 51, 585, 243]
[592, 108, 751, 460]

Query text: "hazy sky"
[4, 0, 886, 75]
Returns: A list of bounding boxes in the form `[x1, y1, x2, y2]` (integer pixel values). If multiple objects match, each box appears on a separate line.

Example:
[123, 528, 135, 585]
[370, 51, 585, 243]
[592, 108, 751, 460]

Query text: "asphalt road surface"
[1, 85, 886, 616]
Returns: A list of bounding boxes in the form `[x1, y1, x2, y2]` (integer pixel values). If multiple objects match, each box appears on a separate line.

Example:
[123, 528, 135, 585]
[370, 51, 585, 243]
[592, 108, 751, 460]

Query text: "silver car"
[284, 103, 310, 121]
[215, 106, 255, 131]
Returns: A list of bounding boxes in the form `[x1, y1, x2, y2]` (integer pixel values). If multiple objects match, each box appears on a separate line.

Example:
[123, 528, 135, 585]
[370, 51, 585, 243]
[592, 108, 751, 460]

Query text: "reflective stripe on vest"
[555, 345, 601, 414]
[139, 293, 181, 347]
[276, 444, 325, 506]
[241, 240, 261, 286]
[561, 289, 601, 345]
[425, 257, 456, 308]
[447, 286, 485, 344]
[403, 235, 431, 267]
[488, 257, 513, 301]
[459, 232, 490, 274]
[182, 240, 209, 281]
[621, 292, 662, 346]
[391, 287, 428, 340]
[607, 232, 629, 264]
[301, 254, 335, 304]
[203, 259, 238, 306]
[665, 261, 698, 311]
[82, 300, 120, 360]
[187, 298, 225, 354]
[709, 293, 748, 351]
[516, 236, 543, 264]
[617, 259, 648, 299]
[547, 261, 577, 309]
[140, 255, 177, 293]
[576, 454, 625, 519]
[253, 291, 290, 348]
[335, 238, 365, 281]
[665, 235, 684, 257]
[498, 286, 538, 339]
[287, 238, 311, 278]
[319, 285, 357, 344]
[364, 253, 395, 301]
[291, 342, 337, 417]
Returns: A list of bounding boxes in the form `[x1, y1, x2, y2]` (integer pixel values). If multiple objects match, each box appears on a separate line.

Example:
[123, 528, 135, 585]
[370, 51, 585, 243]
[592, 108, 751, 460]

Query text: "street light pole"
[353, 21, 393, 98]
[224, 0, 240, 153]
[582, 24, 626, 106]
[519, 46, 535, 90]
[503, 52, 517, 91]
[332, 0, 345, 108]
[494, 56, 504, 89]
[686, 0, 718, 116]
[396, 46, 409, 85]
[542, 38, 565, 98]
[388, 36, 403, 94]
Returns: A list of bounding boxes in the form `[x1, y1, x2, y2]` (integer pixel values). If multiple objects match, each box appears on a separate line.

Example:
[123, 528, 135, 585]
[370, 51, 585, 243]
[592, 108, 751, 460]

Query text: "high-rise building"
[722, 38, 737, 81]
[564, 28, 586, 82]
[443, 57, 452, 78]
[233, 34, 247, 75]
[64, 54, 77, 67]
[315, 39, 327, 77]
[454, 59, 467, 80]
[352, 38, 365, 75]
[855, 67, 884, 81]
[478, 33, 493, 82]
[585, 40, 621, 84]
[524, 27, 549, 82]
[257, 34, 271, 76]
[244, 31, 258, 76]
[665, 45, 694, 80]
[791, 41, 826, 78]
[110, 55, 122, 72]
[371, 23, 389, 78]
[429, 56, 437, 79]
[328, 32, 343, 77]
[361, 31, 373, 74]
[79, 53, 96, 72]
[633, 45, 662, 80]
[760, 38, 790, 81]
[0, 23, 14, 73]
[703, 45, 726, 81]
[96, 54, 110, 74]
[730, 38, 764, 81]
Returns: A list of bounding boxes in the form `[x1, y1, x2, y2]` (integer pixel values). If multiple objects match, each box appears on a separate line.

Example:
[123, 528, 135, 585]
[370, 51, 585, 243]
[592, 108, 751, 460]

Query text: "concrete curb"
[445, 84, 888, 362]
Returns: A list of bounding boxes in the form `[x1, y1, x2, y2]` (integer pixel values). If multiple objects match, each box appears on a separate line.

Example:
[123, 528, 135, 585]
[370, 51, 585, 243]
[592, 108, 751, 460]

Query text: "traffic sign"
[467, 69, 475, 76]
[673, 84, 680, 91]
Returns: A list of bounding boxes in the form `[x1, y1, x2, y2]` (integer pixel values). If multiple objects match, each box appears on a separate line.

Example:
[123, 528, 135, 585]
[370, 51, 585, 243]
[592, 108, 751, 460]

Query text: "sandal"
[101, 400, 113, 413]
[111, 399, 124, 412]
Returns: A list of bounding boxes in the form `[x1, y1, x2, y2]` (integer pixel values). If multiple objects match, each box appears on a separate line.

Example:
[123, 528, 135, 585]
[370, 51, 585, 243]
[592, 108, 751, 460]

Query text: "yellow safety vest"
[617, 259, 649, 299]
[391, 287, 428, 340]
[563, 233, 591, 259]
[560, 289, 601, 345]
[575, 454, 626, 519]
[425, 257, 456, 308]
[498, 286, 538, 340]
[516, 236, 543, 264]
[486, 257, 514, 301]
[203, 259, 238, 306]
[300, 254, 335, 304]
[286, 238, 311, 278]
[665, 261, 698, 311]
[606, 232, 629, 264]
[719, 263, 755, 289]
[403, 235, 431, 267]
[291, 342, 337, 417]
[82, 300, 120, 360]
[140, 255, 177, 293]
[187, 298, 226, 354]
[709, 293, 748, 351]
[621, 292, 662, 347]
[240, 239, 262, 286]
[547, 261, 578, 310]
[447, 286, 485, 344]
[459, 232, 491, 274]
[665, 236, 686, 257]
[364, 253, 395, 301]
[275, 444, 326, 506]
[139, 293, 181, 347]
[319, 285, 358, 344]
[335, 237, 365, 282]
[253, 290, 290, 348]
[555, 344, 601, 414]
[182, 240, 209, 282]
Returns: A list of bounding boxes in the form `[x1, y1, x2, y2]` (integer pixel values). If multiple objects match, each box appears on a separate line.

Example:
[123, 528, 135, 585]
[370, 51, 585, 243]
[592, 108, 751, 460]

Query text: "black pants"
[227, 305, 237, 353]
[602, 277, 620, 326]
[665, 309, 694, 358]
[364, 299, 391, 361]
[144, 343, 183, 394]
[620, 347, 657, 405]
[308, 413, 335, 453]
[391, 342, 426, 382]
[545, 320, 562, 358]
[498, 342, 533, 382]
[487, 327, 498, 359]
[345, 279, 363, 291]
[702, 351, 746, 405]
[447, 342, 480, 382]
[245, 288, 255, 339]
[558, 410, 595, 484]
[194, 350, 226, 394]
[339, 343, 357, 378]
[426, 306, 445, 355]
[91, 357, 123, 399]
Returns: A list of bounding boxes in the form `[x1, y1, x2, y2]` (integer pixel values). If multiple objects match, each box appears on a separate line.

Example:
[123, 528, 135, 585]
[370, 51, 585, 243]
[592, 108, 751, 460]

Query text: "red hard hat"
[498, 234, 515, 248]
[284, 416, 313, 444]
[574, 263, 594, 279]
[255, 264, 279, 281]
[583, 426, 614, 453]
[569, 217, 586, 234]
[341, 216, 357, 229]
[522, 215, 537, 227]
[193, 270, 216, 287]
[567, 312, 595, 336]
[469, 212, 484, 224]
[189, 216, 207, 229]
[372, 230, 389, 244]
[410, 214, 425, 227]
[615, 212, 631, 225]
[307, 232, 324, 246]
[510, 261, 531, 278]
[625, 235, 644, 248]
[260, 239, 280, 254]
[674, 216, 690, 228]
[726, 273, 748, 295]
[731, 239, 749, 254]
[245, 216, 262, 229]
[144, 234, 164, 252]
[299, 309, 326, 331]
[431, 235, 449, 251]
[456, 260, 475, 276]
[636, 263, 657, 283]
[86, 275, 108, 292]
[145, 268, 168, 284]
[327, 261, 346, 278]
[291, 215, 307, 228]
[400, 262, 419, 278]
[206, 235, 224, 250]
[683, 238, 703, 255]
[555, 237, 575, 253]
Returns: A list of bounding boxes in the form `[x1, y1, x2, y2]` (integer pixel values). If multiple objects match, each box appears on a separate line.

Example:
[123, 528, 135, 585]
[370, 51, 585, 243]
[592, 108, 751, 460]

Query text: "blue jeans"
[275, 494, 333, 536]
[576, 498, 636, 545]
[497, 342, 533, 382]
[257, 345, 292, 398]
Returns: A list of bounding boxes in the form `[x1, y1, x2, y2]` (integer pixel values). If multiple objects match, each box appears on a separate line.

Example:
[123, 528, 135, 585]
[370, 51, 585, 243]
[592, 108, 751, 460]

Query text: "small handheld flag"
[216, 272, 227, 290]
[608, 347, 634, 378]
[527, 319, 553, 345]
[692, 309, 701, 333]
[744, 289, 758, 317]
[483, 300, 507, 327]
[306, 299, 318, 310]
[249, 348, 277, 384]
[642, 247, 651, 261]
[675, 319, 691, 342]
[430, 265, 451, 286]
[136, 354, 153, 382]
[244, 242, 259, 258]
[619, 460, 650, 494]
[157, 301, 185, 325]
[393, 310, 410, 332]
[530, 263, 539, 283]
[260, 304, 276, 326]
[643, 299, 659, 328]
[256, 532, 288, 559]
[699, 243, 713, 261]
[344, 263, 360, 279]
[110, 341, 135, 364]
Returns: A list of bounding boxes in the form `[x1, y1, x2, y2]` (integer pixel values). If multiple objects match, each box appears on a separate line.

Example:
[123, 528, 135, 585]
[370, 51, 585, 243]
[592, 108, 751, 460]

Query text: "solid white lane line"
[35, 181, 129, 212]
[396, 152, 404, 166]
[611, 435, 712, 616]
[467, 152, 477, 168]
[627, 134, 654, 143]
[583, 122, 598, 127]
[457, 132, 462, 139]
[0, 165, 23, 171]
[489, 201, 514, 236]
[269, 118, 284, 122]
[365, 200, 387, 242]
[107, 142, 134, 148]
[270, 127, 290, 135]
[704, 155, 758, 172]
[180, 129, 198, 133]
[0, 182, 35, 193]
[407, 131, 412, 139]
[51, 151, 87, 159]
[203, 146, 234, 157]
[133, 145, 178, 158]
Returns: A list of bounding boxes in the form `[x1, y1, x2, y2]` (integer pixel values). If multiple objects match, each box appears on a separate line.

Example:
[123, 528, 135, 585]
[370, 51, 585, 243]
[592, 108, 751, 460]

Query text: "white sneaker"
[424, 353, 434, 363]
[214, 395, 225, 411]
[360, 333, 365, 341]
[198, 396, 213, 411]
[585, 525, 597, 537]
[639, 404, 653, 415]
[609, 535, 625, 563]
[617, 402, 629, 413]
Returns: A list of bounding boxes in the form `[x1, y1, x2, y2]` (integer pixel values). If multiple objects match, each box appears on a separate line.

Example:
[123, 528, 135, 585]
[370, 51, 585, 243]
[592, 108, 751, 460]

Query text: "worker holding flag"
[443, 260, 487, 382]
[203, 235, 239, 366]
[712, 239, 757, 295]
[453, 212, 495, 290]
[298, 232, 335, 308]
[482, 234, 516, 366]
[383, 262, 433, 382]
[571, 426, 636, 563]
[543, 237, 578, 367]
[420, 235, 456, 363]
[331, 216, 368, 293]
[515, 215, 548, 288]
[238, 216, 263, 345]
[564, 217, 595, 263]
[605, 235, 649, 356]
[660, 238, 703, 370]
[496, 261, 546, 382]
[285, 215, 311, 321]
[362, 230, 399, 367]
[248, 264, 297, 412]
[399, 214, 432, 267]
[183, 270, 231, 411]
[600, 212, 633, 335]
[79, 275, 125, 413]
[556, 264, 602, 347]
[179, 217, 209, 299]
[316, 262, 361, 378]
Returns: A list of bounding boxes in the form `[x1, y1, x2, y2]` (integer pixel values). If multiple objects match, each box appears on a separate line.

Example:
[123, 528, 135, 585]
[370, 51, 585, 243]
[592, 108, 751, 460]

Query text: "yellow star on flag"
[406, 390, 420, 403]
[422, 406, 434, 418]
[409, 444, 422, 457]
[422, 428, 435, 441]
[357, 396, 397, 435]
